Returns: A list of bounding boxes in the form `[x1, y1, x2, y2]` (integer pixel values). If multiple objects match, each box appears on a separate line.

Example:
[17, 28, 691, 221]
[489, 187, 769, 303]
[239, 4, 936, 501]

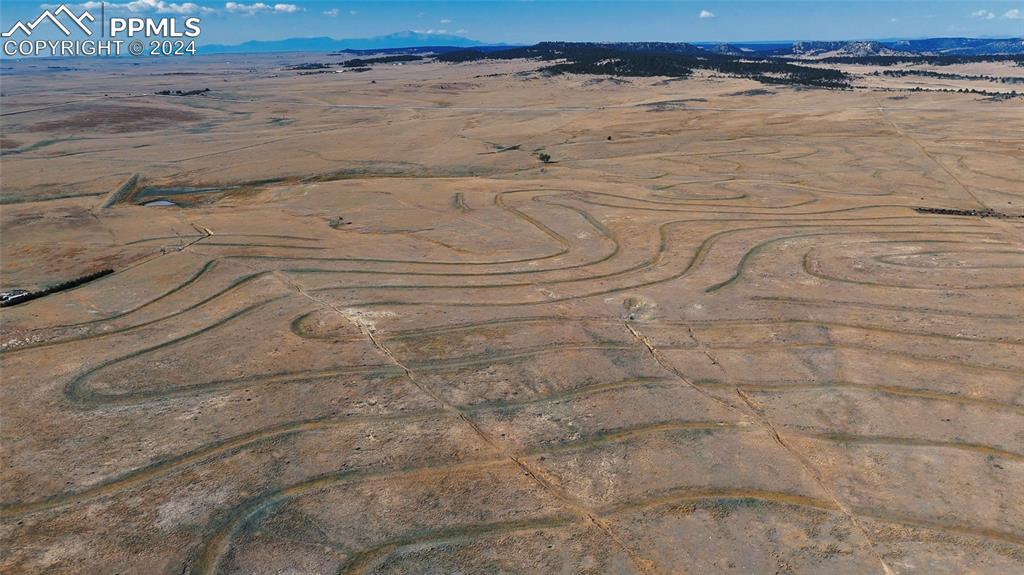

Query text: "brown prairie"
[1, 54, 1022, 575]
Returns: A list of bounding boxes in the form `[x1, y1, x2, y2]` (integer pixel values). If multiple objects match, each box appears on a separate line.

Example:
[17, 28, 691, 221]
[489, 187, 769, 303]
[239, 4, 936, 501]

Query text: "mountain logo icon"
[1, 4, 95, 38]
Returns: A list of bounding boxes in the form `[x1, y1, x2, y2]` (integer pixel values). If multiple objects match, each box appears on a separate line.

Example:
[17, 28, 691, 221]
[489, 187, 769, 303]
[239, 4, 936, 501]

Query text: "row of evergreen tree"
[438, 43, 850, 88]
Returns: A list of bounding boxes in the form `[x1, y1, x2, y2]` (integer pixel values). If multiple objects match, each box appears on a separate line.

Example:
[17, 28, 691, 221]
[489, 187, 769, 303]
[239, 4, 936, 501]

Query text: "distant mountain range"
[787, 41, 912, 57]
[705, 37, 1024, 57]
[201, 33, 1023, 58]
[200, 31, 489, 54]
[540, 38, 1023, 59]
[532, 41, 709, 56]
[774, 37, 1024, 57]
[886, 37, 1024, 56]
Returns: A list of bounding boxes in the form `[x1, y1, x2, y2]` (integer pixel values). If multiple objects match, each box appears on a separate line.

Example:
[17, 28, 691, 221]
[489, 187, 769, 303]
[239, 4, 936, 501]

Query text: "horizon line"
[201, 31, 1023, 46]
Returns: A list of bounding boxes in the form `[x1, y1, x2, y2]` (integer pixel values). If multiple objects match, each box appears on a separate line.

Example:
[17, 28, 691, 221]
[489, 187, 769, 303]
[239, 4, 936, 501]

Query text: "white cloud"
[136, 0, 206, 13]
[890, 17, 898, 23]
[439, 18, 451, 24]
[414, 29, 449, 35]
[971, 9, 995, 19]
[1004, 8, 1021, 19]
[224, 2, 301, 14]
[698, 9, 715, 19]
[51, 0, 213, 13]
[349, 9, 357, 15]
[456, 28, 468, 34]
[323, 8, 338, 17]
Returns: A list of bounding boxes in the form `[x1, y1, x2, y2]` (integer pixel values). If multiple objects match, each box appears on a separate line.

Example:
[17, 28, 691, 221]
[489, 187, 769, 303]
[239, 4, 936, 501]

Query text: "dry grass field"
[1, 54, 1023, 574]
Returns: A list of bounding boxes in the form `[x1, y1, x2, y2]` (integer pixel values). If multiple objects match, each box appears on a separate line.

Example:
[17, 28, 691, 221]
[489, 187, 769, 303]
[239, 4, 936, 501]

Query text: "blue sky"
[2, 1, 1022, 45]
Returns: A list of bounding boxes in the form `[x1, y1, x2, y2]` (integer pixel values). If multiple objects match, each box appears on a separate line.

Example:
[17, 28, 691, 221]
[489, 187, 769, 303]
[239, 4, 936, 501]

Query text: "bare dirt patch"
[28, 104, 202, 133]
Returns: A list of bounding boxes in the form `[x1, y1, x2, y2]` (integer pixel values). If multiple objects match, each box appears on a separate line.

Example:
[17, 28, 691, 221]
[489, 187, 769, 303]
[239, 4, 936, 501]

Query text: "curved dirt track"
[1, 56, 1023, 574]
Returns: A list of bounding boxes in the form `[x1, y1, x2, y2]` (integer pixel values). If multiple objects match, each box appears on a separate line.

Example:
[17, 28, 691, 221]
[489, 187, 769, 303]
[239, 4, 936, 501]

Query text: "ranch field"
[1, 54, 1023, 574]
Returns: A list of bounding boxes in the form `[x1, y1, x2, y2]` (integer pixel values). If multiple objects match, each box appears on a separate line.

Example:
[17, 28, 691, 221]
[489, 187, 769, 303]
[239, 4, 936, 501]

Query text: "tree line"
[438, 43, 850, 88]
